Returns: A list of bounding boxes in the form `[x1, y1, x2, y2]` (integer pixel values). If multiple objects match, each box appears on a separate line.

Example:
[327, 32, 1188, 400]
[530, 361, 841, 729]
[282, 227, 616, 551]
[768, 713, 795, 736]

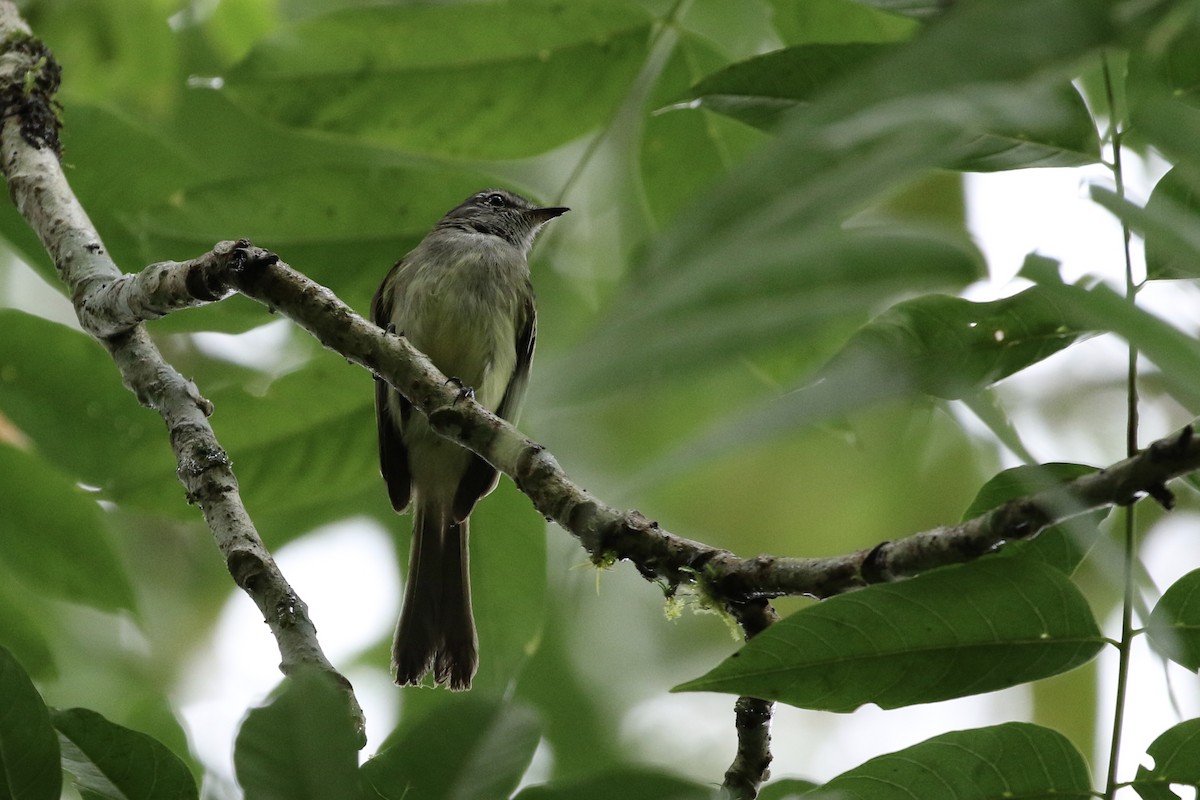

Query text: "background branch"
[0, 5, 363, 737]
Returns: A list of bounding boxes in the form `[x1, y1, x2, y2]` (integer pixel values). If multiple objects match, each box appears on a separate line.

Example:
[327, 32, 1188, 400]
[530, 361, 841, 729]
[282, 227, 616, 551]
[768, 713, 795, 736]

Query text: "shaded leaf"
[513, 767, 710, 800]
[556, 228, 983, 398]
[1133, 719, 1200, 799]
[768, 0, 918, 45]
[1130, 169, 1200, 280]
[845, 0, 949, 19]
[962, 463, 1105, 574]
[676, 43, 1097, 170]
[0, 443, 136, 612]
[0, 645, 61, 800]
[758, 778, 821, 799]
[1020, 256, 1200, 411]
[53, 708, 198, 800]
[223, 1, 652, 159]
[675, 559, 1104, 711]
[1146, 569, 1200, 671]
[655, 283, 1087, 473]
[0, 580, 55, 680]
[362, 695, 540, 800]
[234, 670, 364, 800]
[804, 722, 1092, 799]
[0, 311, 170, 502]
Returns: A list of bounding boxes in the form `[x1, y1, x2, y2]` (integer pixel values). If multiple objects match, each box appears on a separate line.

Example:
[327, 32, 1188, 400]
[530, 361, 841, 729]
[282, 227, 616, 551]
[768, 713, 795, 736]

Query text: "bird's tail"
[393, 502, 477, 690]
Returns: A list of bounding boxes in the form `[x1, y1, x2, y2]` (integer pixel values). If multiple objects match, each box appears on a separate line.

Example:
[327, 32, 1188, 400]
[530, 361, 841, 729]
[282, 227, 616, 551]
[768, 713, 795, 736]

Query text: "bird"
[371, 188, 567, 689]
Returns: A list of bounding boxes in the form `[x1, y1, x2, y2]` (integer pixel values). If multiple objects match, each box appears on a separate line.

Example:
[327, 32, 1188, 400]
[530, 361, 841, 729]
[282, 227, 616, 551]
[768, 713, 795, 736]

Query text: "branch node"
[861, 541, 892, 584]
[1146, 482, 1175, 510]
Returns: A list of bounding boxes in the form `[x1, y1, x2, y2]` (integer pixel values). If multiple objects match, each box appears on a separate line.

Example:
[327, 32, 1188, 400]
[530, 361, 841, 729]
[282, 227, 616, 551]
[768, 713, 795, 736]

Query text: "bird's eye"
[485, 193, 507, 208]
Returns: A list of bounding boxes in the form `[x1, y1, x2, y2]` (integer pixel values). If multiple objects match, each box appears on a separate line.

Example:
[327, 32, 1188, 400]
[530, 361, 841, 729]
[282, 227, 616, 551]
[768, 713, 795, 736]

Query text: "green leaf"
[362, 695, 540, 800]
[675, 559, 1104, 711]
[844, 0, 948, 19]
[1020, 257, 1200, 412]
[647, 0, 1120, 298]
[768, 0, 919, 45]
[53, 708, 198, 800]
[655, 284, 1086, 472]
[757, 778, 821, 799]
[1146, 570, 1200, 671]
[962, 463, 1105, 574]
[804, 722, 1092, 799]
[234, 670, 364, 800]
[223, 1, 653, 159]
[556, 228, 983, 398]
[679, 43, 1098, 170]
[0, 645, 61, 800]
[0, 577, 56, 680]
[0, 311, 170, 502]
[513, 767, 711, 800]
[0, 443, 136, 612]
[469, 482, 548, 692]
[1133, 719, 1200, 799]
[678, 43, 892, 130]
[1111, 169, 1200, 280]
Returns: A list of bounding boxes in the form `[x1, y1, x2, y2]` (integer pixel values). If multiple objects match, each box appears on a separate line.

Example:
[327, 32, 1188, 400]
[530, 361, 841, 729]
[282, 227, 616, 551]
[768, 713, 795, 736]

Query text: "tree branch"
[0, 5, 364, 739]
[77, 241, 1200, 608]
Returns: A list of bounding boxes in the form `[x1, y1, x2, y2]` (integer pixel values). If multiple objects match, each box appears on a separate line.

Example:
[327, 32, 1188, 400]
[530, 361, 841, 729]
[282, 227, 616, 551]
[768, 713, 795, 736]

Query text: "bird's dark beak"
[529, 206, 569, 222]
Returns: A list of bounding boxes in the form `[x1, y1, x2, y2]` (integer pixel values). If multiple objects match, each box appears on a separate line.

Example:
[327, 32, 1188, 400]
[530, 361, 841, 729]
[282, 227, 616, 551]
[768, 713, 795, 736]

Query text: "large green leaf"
[654, 283, 1087, 471]
[646, 0, 1119, 290]
[1146, 569, 1200, 671]
[0, 580, 55, 680]
[0, 311, 171, 502]
[961, 463, 1105, 575]
[1133, 719, 1200, 799]
[758, 778, 821, 799]
[675, 559, 1104, 711]
[803, 722, 1092, 799]
[0, 443, 136, 612]
[234, 670, 365, 800]
[1098, 170, 1200, 280]
[513, 768, 711, 800]
[362, 695, 540, 800]
[0, 645, 61, 800]
[1019, 256, 1200, 411]
[222, 0, 653, 159]
[768, 0, 918, 44]
[555, 228, 983, 398]
[53, 708, 197, 800]
[678, 43, 1098, 170]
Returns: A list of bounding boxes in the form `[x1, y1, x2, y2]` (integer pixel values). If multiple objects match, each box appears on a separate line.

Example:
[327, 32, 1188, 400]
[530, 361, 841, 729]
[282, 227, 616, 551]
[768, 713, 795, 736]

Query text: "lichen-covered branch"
[0, 5, 363, 737]
[76, 241, 1200, 611]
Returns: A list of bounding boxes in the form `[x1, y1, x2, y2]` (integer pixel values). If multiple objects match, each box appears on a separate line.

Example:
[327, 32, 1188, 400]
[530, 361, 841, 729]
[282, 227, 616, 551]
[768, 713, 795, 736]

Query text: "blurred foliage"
[2, 0, 1200, 797]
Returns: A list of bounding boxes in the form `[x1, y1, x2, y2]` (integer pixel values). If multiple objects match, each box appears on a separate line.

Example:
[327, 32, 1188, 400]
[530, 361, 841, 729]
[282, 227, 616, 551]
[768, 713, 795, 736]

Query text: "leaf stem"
[1101, 50, 1139, 800]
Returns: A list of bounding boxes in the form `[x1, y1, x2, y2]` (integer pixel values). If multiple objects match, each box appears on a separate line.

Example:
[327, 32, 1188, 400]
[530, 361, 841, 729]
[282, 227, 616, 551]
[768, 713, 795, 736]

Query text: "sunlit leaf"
[54, 708, 198, 800]
[223, 0, 653, 159]
[363, 695, 540, 800]
[803, 722, 1092, 799]
[0, 645, 61, 800]
[675, 559, 1104, 710]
